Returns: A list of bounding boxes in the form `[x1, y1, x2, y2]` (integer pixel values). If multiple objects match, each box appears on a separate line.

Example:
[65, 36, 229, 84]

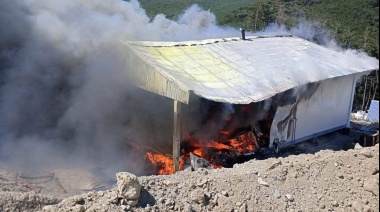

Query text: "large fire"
[144, 130, 258, 174]
[143, 103, 273, 175]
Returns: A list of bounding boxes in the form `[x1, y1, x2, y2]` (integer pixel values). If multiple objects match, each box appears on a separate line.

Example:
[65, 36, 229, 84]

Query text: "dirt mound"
[0, 192, 60, 212]
[0, 130, 378, 212]
[26, 144, 378, 212]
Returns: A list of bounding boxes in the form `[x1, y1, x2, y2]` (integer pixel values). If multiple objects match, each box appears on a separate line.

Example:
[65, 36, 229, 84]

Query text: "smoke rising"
[256, 21, 378, 111]
[259, 22, 379, 72]
[0, 0, 238, 178]
[0, 0, 378, 181]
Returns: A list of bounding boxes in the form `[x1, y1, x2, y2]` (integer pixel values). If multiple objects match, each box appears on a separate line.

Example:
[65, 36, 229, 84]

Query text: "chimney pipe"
[240, 28, 246, 40]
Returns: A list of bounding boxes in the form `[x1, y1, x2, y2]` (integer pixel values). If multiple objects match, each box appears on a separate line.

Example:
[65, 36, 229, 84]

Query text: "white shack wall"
[270, 74, 356, 149]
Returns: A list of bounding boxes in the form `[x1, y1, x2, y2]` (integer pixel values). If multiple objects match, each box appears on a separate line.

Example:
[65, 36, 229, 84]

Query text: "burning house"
[120, 34, 378, 175]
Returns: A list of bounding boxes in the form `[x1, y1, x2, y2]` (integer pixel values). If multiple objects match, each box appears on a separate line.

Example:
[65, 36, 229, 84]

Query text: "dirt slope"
[0, 139, 378, 212]
[36, 144, 379, 212]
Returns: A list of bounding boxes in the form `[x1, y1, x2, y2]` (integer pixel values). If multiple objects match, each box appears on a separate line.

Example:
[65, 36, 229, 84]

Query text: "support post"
[173, 100, 181, 173]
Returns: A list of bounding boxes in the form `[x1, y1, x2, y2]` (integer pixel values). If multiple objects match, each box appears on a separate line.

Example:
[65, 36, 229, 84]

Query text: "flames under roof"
[121, 35, 378, 104]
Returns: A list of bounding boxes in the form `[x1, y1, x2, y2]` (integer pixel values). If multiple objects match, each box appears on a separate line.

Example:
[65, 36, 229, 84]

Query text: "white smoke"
[1, 0, 378, 181]
[257, 22, 379, 92]
[259, 22, 379, 73]
[0, 0, 239, 178]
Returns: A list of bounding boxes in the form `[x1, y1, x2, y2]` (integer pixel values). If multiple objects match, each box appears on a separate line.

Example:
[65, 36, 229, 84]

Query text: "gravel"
[0, 143, 378, 212]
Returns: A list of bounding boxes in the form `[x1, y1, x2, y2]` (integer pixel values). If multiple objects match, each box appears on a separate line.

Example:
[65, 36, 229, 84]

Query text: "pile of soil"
[1, 140, 378, 212]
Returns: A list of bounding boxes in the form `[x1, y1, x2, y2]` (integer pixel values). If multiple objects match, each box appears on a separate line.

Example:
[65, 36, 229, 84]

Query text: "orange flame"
[141, 103, 271, 175]
[144, 131, 259, 175]
[191, 139, 232, 150]
[229, 132, 256, 152]
[145, 152, 174, 175]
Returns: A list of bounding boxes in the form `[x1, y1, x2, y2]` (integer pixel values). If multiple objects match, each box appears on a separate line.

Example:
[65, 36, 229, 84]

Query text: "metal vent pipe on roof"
[240, 28, 246, 40]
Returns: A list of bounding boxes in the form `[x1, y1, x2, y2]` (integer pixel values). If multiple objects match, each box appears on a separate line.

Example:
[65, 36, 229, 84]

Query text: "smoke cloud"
[256, 21, 378, 110]
[259, 22, 379, 73]
[0, 0, 238, 178]
[0, 0, 378, 181]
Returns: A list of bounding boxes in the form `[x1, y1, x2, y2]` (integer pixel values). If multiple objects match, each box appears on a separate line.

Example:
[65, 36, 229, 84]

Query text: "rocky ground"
[0, 130, 379, 212]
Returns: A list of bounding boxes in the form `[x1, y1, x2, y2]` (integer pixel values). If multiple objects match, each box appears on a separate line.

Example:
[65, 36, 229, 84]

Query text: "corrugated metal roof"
[121, 35, 379, 104]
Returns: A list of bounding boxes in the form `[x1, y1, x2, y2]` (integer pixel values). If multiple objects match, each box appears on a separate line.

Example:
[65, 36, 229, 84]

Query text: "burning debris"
[189, 153, 212, 171]
[145, 153, 174, 175]
[134, 101, 275, 175]
[177, 153, 213, 172]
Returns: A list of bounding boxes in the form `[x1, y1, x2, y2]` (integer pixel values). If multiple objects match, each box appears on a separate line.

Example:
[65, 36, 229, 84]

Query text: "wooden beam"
[173, 100, 181, 173]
